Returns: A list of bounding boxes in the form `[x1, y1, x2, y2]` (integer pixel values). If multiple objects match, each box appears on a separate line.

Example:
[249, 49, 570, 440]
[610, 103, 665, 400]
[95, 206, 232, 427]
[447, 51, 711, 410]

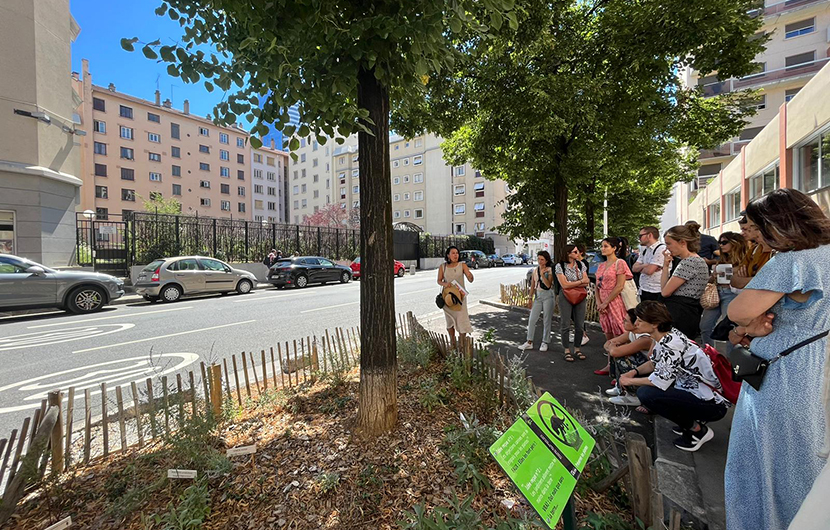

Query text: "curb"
[111, 282, 275, 306]
[479, 299, 605, 333]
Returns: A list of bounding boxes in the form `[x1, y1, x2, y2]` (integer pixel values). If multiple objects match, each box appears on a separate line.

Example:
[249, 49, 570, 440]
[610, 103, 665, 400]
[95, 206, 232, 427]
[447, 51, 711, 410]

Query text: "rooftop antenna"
[155, 74, 160, 92]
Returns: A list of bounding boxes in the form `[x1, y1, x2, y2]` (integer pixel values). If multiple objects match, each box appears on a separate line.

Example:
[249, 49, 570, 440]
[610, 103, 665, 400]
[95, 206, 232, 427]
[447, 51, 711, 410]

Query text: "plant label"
[167, 469, 197, 479]
[45, 517, 72, 530]
[227, 444, 257, 457]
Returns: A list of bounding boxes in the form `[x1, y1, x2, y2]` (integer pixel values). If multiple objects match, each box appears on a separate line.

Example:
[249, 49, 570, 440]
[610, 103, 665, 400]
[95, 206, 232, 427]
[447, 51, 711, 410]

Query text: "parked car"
[458, 250, 491, 269]
[134, 256, 257, 302]
[519, 253, 530, 264]
[349, 257, 407, 279]
[584, 250, 602, 282]
[501, 254, 522, 266]
[267, 256, 352, 288]
[487, 254, 504, 267]
[0, 254, 124, 313]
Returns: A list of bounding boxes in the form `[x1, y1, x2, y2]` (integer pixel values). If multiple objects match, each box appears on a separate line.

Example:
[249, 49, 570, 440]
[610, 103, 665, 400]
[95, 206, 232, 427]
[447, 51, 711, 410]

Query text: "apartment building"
[251, 140, 290, 223]
[292, 133, 510, 240]
[663, 0, 830, 229]
[289, 134, 355, 223]
[0, 0, 82, 265]
[73, 60, 252, 220]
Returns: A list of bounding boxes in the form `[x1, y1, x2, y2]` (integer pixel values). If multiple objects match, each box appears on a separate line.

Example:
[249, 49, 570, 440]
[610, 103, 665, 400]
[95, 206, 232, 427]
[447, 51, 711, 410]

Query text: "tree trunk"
[355, 66, 397, 436]
[585, 179, 596, 246]
[553, 178, 568, 263]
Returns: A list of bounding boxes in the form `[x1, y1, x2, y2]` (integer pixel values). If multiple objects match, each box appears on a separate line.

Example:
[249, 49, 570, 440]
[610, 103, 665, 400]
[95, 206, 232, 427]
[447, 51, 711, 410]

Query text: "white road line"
[71, 320, 257, 353]
[27, 306, 193, 329]
[232, 292, 307, 303]
[301, 301, 358, 314]
[396, 287, 440, 296]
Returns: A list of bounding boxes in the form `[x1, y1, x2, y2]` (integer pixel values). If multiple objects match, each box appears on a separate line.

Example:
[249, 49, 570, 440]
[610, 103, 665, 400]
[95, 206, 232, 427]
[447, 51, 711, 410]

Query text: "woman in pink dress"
[594, 237, 633, 374]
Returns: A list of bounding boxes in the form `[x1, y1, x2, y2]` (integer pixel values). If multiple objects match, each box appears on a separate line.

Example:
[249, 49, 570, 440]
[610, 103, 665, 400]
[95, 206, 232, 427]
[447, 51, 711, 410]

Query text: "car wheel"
[340, 271, 351, 283]
[473, 262, 479, 270]
[161, 284, 183, 302]
[276, 285, 285, 290]
[67, 286, 105, 314]
[295, 275, 309, 288]
[397, 267, 406, 277]
[236, 279, 253, 294]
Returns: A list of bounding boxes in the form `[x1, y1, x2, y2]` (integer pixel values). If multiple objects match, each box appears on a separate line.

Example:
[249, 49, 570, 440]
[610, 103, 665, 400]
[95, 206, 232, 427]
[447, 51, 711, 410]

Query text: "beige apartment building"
[662, 0, 830, 230]
[0, 0, 82, 265]
[291, 133, 511, 246]
[289, 133, 355, 223]
[72, 60, 252, 220]
[251, 141, 290, 223]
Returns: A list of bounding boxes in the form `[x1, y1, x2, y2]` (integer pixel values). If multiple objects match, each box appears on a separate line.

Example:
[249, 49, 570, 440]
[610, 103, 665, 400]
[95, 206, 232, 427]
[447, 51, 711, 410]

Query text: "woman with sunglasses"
[552, 244, 589, 361]
[700, 232, 749, 351]
[724, 189, 830, 530]
[594, 237, 633, 374]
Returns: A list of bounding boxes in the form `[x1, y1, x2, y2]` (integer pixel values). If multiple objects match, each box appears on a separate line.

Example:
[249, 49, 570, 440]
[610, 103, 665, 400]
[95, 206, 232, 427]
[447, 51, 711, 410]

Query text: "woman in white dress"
[437, 246, 474, 349]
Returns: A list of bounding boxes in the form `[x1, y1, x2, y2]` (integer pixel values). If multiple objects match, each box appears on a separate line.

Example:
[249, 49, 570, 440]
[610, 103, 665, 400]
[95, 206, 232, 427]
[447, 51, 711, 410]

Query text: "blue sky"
[71, 0, 228, 123]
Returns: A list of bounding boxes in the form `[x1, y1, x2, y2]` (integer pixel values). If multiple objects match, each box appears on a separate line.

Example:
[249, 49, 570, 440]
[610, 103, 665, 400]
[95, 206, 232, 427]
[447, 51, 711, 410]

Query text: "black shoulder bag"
[727, 330, 829, 391]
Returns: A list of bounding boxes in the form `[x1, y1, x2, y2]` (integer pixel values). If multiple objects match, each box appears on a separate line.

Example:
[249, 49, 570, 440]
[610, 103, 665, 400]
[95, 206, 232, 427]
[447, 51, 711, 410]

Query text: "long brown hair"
[718, 232, 749, 267]
[664, 224, 701, 253]
[745, 189, 830, 251]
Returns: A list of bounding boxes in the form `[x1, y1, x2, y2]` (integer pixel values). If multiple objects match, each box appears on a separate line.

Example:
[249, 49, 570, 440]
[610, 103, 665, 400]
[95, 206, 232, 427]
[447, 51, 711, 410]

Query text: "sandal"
[635, 406, 651, 415]
[575, 350, 586, 360]
[564, 353, 575, 362]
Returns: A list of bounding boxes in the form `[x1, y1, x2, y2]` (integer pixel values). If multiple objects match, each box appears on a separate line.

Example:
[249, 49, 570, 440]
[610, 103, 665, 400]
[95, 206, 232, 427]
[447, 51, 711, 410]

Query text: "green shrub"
[315, 471, 341, 494]
[442, 413, 499, 492]
[152, 478, 211, 530]
[419, 377, 449, 412]
[397, 335, 435, 368]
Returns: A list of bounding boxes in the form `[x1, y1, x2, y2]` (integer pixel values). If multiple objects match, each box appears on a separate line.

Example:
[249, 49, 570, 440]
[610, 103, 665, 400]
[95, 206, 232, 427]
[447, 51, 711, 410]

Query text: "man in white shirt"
[632, 226, 664, 301]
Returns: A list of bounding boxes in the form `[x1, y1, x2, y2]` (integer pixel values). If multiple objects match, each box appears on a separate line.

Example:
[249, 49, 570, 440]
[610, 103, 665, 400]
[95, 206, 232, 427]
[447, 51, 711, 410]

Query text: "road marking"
[0, 324, 134, 351]
[397, 287, 439, 296]
[232, 292, 307, 303]
[27, 306, 193, 329]
[71, 320, 257, 353]
[301, 301, 358, 314]
[0, 310, 66, 322]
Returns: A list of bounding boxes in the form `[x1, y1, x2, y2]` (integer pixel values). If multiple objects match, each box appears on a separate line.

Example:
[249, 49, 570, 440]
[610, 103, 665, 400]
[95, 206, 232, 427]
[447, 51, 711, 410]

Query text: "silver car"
[133, 256, 257, 303]
[0, 254, 124, 313]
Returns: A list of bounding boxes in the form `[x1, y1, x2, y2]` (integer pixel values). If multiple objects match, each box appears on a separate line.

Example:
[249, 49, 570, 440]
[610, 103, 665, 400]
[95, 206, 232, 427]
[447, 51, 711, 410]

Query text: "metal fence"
[419, 233, 495, 258]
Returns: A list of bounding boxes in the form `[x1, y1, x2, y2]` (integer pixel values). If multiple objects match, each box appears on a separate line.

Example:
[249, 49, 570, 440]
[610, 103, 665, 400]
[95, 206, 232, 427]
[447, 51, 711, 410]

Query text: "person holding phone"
[519, 251, 555, 352]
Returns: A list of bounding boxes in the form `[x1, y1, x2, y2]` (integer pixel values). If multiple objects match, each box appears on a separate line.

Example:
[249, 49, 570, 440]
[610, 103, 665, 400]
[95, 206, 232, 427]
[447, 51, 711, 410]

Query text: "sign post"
[489, 392, 595, 529]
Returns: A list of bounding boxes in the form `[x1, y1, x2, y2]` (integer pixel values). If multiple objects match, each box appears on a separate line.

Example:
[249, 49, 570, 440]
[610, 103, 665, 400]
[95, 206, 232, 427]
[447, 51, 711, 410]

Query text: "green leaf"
[142, 45, 158, 60]
[250, 137, 262, 149]
[204, 81, 214, 92]
[289, 138, 299, 151]
[166, 64, 180, 77]
[120, 38, 135, 52]
[449, 17, 462, 34]
[507, 11, 519, 31]
[489, 11, 503, 31]
[154, 4, 167, 16]
[298, 124, 310, 137]
[160, 46, 175, 62]
[168, 9, 179, 21]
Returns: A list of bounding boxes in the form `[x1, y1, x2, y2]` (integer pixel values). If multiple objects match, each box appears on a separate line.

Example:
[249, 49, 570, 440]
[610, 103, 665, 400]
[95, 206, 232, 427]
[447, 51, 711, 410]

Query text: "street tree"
[303, 203, 359, 229]
[124, 0, 515, 436]
[396, 0, 765, 261]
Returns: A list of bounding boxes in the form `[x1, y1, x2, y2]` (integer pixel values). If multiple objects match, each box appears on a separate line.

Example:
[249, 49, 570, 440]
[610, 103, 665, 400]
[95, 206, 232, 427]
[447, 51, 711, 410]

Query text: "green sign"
[489, 392, 595, 528]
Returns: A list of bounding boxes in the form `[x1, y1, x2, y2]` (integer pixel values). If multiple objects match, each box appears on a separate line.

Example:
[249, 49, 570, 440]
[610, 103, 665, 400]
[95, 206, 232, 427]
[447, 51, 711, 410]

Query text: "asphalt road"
[0, 264, 530, 439]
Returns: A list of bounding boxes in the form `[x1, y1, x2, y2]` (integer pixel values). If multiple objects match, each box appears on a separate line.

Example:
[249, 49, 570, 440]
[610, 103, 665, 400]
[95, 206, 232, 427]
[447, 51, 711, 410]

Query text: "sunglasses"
[718, 240, 729, 245]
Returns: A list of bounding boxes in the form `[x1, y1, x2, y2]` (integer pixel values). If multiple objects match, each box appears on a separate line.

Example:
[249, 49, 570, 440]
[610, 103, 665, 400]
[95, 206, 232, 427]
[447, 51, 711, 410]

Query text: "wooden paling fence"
[500, 280, 600, 323]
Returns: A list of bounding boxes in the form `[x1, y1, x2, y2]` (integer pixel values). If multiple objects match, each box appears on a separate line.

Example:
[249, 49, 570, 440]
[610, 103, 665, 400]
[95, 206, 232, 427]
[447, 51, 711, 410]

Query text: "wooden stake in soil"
[188, 371, 197, 416]
[0, 438, 8, 486]
[64, 386, 75, 470]
[146, 378, 157, 439]
[100, 382, 109, 458]
[176, 373, 185, 427]
[231, 354, 243, 406]
[240, 352, 252, 398]
[277, 344, 286, 388]
[627, 432, 653, 526]
[1, 428, 18, 491]
[48, 390, 63, 475]
[261, 350, 268, 391]
[223, 358, 232, 397]
[270, 347, 278, 388]
[209, 365, 223, 418]
[30, 404, 42, 453]
[83, 389, 92, 464]
[249, 351, 261, 391]
[200, 362, 210, 412]
[9, 418, 30, 483]
[131, 381, 144, 448]
[162, 376, 170, 437]
[116, 386, 127, 452]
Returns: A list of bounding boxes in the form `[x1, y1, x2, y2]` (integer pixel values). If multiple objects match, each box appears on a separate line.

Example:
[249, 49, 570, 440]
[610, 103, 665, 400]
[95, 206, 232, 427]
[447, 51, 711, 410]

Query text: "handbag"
[620, 279, 639, 310]
[563, 287, 587, 306]
[726, 330, 829, 391]
[435, 293, 445, 309]
[700, 282, 720, 310]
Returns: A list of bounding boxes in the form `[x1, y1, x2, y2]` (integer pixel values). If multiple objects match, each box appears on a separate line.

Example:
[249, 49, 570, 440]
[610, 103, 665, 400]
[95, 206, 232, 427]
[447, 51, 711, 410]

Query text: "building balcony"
[699, 140, 750, 160]
[699, 57, 829, 96]
[756, 0, 829, 17]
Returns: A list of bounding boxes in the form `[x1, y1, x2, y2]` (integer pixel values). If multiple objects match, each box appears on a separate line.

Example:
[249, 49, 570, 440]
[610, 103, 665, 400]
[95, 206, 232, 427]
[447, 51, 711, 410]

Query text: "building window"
[121, 167, 135, 181]
[707, 201, 721, 228]
[199, 126, 209, 136]
[403, 158, 410, 166]
[95, 207, 108, 219]
[403, 175, 410, 183]
[339, 157, 345, 165]
[340, 187, 346, 199]
[237, 137, 244, 148]
[300, 153, 307, 163]
[455, 166, 466, 176]
[147, 112, 160, 123]
[220, 200, 230, 211]
[455, 223, 465, 234]
[785, 18, 815, 39]
[353, 154, 359, 162]
[797, 132, 830, 193]
[785, 51, 815, 70]
[404, 210, 411, 218]
[201, 198, 211, 207]
[238, 170, 245, 180]
[119, 105, 133, 119]
[95, 186, 108, 199]
[475, 222, 486, 232]
[199, 162, 210, 171]
[220, 167, 230, 178]
[454, 184, 466, 195]
[313, 158, 319, 167]
[293, 185, 299, 195]
[149, 152, 161, 162]
[254, 153, 262, 163]
[149, 191, 162, 201]
[121, 189, 135, 201]
[415, 209, 423, 219]
[172, 184, 182, 196]
[267, 156, 275, 166]
[254, 169, 263, 179]
[171, 123, 180, 139]
[294, 200, 300, 209]
[220, 132, 229, 144]
[474, 202, 485, 212]
[454, 204, 465, 215]
[751, 95, 766, 111]
[254, 184, 263, 194]
[148, 132, 161, 143]
[199, 144, 210, 154]
[413, 155, 422, 165]
[785, 87, 802, 102]
[403, 192, 410, 200]
[393, 177, 400, 185]
[92, 97, 106, 112]
[725, 186, 741, 221]
[413, 173, 423, 183]
[268, 202, 276, 211]
[93, 120, 106, 133]
[301, 168, 306, 178]
[237, 153, 244, 164]
[750, 163, 779, 199]
[149, 172, 161, 182]
[271, 172, 278, 181]
[200, 180, 211, 189]
[352, 185, 359, 194]
[120, 147, 134, 160]
[414, 191, 423, 201]
[221, 184, 230, 194]
[393, 160, 400, 168]
[394, 211, 401, 219]
[220, 149, 229, 161]
[94, 163, 107, 177]
[313, 190, 319, 198]
[415, 138, 423, 147]
[394, 194, 400, 201]
[238, 187, 245, 196]
[170, 146, 181, 158]
[172, 165, 181, 177]
[301, 199, 307, 208]
[120, 126, 133, 140]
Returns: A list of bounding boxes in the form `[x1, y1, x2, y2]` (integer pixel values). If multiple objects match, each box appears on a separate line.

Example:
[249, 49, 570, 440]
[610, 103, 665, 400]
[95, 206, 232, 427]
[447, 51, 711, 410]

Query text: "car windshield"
[18, 257, 56, 273]
[274, 259, 292, 268]
[353, 257, 360, 263]
[142, 259, 165, 272]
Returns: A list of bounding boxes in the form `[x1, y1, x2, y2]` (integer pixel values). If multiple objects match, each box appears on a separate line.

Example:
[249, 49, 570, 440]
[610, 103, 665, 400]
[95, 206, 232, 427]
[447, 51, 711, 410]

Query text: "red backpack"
[701, 344, 741, 404]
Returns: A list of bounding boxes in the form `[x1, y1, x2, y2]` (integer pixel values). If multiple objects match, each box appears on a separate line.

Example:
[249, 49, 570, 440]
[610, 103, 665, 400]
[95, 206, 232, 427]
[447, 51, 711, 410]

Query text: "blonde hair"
[718, 232, 749, 267]
[664, 224, 701, 254]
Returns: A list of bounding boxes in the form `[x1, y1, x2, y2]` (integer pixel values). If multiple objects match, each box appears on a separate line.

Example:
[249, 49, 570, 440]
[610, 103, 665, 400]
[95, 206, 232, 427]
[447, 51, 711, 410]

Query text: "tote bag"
[617, 260, 639, 309]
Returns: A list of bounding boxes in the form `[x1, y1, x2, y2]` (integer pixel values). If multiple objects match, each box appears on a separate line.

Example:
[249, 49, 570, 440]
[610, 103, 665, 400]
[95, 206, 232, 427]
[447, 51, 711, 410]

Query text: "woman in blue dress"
[725, 189, 830, 530]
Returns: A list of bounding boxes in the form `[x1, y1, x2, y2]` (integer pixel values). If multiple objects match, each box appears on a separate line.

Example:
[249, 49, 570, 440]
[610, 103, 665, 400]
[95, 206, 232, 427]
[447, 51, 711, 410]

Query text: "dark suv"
[458, 250, 491, 269]
[267, 256, 352, 288]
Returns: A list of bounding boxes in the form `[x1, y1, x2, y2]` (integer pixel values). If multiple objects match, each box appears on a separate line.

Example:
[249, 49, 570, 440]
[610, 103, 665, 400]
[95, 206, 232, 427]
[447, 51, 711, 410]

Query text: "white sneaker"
[605, 387, 622, 397]
[609, 395, 641, 407]
[518, 342, 533, 351]
[569, 333, 591, 346]
[539, 342, 549, 352]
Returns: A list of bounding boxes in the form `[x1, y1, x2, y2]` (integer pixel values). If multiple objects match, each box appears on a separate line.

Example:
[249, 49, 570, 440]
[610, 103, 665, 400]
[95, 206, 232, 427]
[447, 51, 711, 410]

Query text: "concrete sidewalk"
[419, 299, 729, 530]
